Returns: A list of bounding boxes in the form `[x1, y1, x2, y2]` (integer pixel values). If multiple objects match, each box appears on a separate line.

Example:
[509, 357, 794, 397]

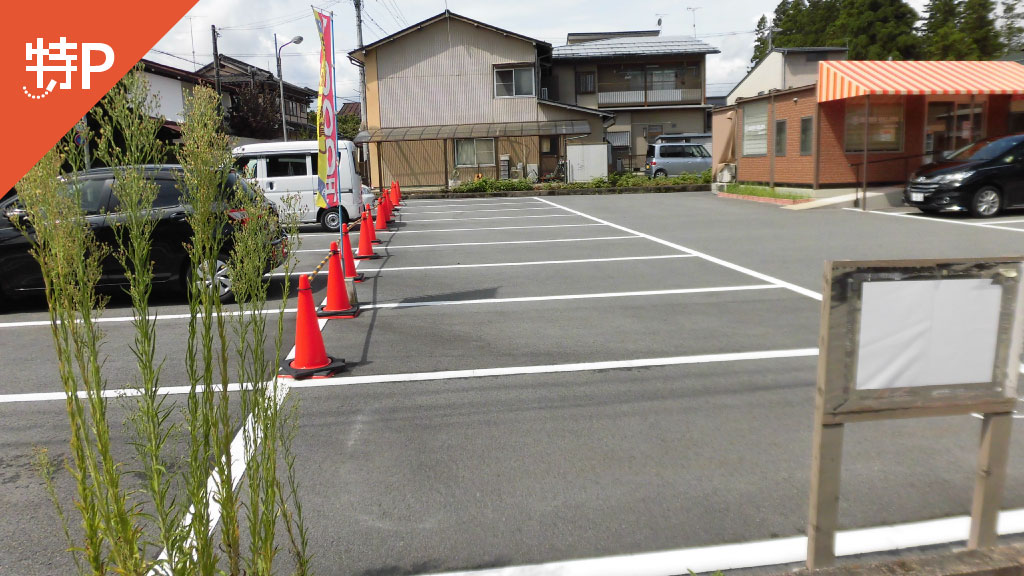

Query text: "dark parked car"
[0, 165, 286, 303]
[904, 133, 1024, 217]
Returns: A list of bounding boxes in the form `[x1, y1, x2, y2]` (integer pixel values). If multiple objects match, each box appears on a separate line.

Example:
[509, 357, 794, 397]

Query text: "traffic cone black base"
[278, 356, 347, 380]
[351, 272, 366, 282]
[353, 253, 381, 260]
[317, 303, 360, 319]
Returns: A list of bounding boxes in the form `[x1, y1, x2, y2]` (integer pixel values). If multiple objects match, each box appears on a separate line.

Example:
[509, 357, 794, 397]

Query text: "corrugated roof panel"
[552, 35, 719, 59]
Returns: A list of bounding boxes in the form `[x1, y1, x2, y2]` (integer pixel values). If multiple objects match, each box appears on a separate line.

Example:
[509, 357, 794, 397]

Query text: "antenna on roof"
[686, 7, 701, 38]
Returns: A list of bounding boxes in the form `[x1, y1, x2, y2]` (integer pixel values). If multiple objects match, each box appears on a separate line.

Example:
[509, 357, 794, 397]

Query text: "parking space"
[4, 191, 1024, 575]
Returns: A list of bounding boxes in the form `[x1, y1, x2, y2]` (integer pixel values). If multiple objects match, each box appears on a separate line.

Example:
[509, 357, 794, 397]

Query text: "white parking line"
[398, 207, 558, 215]
[355, 254, 694, 273]
[536, 197, 823, 301]
[364, 284, 781, 310]
[0, 307, 299, 329]
[404, 200, 543, 208]
[0, 347, 817, 403]
[418, 508, 1024, 576]
[842, 207, 1024, 233]
[298, 223, 606, 237]
[362, 235, 642, 250]
[403, 214, 577, 223]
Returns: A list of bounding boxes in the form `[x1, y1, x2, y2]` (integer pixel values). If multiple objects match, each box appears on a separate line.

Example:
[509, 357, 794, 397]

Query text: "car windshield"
[646, 145, 655, 158]
[948, 138, 1021, 162]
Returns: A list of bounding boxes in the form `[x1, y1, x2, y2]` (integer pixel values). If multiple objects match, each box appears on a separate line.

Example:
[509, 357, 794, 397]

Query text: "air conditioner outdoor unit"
[541, 87, 548, 99]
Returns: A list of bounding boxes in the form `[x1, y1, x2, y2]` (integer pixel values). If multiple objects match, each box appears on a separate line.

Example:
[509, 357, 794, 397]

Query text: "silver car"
[644, 143, 711, 177]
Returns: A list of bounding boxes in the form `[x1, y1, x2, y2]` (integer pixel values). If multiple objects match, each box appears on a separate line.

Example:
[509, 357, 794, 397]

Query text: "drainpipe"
[769, 91, 776, 190]
[862, 94, 870, 211]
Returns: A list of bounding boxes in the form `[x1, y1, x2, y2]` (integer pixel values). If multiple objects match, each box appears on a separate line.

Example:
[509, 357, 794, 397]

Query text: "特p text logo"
[23, 37, 114, 100]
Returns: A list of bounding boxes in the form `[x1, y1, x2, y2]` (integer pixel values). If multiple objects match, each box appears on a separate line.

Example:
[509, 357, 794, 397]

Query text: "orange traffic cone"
[279, 275, 346, 379]
[375, 197, 389, 232]
[383, 191, 394, 223]
[364, 204, 381, 244]
[395, 180, 402, 205]
[390, 182, 400, 211]
[355, 210, 380, 260]
[317, 242, 360, 319]
[340, 224, 365, 282]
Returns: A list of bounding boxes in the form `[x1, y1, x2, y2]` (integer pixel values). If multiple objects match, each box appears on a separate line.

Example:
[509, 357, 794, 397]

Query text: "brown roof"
[340, 102, 361, 116]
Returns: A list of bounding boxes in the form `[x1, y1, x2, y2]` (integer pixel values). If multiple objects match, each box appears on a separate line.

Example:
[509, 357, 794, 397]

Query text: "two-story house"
[196, 55, 317, 139]
[348, 11, 612, 189]
[550, 32, 720, 171]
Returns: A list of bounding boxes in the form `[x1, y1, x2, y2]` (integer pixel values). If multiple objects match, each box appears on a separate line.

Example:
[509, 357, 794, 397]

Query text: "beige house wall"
[374, 18, 540, 127]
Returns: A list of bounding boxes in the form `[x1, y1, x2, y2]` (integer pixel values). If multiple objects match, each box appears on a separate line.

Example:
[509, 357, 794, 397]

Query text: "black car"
[904, 133, 1024, 217]
[0, 165, 286, 303]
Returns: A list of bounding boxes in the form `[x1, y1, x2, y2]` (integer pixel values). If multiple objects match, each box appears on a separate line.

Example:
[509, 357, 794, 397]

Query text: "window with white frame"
[743, 101, 769, 156]
[494, 67, 535, 98]
[455, 138, 496, 167]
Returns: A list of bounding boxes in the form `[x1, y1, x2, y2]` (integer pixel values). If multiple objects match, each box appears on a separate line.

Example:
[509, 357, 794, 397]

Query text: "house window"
[742, 101, 768, 156]
[844, 101, 903, 153]
[576, 71, 595, 94]
[540, 136, 558, 155]
[775, 119, 787, 156]
[455, 138, 496, 167]
[494, 67, 535, 98]
[800, 116, 813, 156]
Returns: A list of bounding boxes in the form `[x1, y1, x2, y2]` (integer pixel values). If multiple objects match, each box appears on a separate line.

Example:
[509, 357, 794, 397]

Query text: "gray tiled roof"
[553, 35, 719, 59]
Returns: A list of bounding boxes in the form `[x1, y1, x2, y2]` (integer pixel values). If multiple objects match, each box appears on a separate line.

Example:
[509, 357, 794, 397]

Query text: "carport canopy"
[817, 60, 1024, 102]
[354, 120, 591, 144]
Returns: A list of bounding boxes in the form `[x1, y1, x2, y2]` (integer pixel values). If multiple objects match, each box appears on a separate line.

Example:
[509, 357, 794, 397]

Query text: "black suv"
[0, 165, 286, 303]
[904, 133, 1024, 217]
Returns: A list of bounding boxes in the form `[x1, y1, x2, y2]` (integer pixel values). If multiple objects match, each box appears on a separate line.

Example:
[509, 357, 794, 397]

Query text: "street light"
[275, 33, 303, 141]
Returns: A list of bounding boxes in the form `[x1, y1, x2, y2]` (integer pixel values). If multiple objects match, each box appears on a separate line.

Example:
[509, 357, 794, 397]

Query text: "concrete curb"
[778, 544, 1024, 576]
[715, 191, 814, 206]
[400, 184, 711, 200]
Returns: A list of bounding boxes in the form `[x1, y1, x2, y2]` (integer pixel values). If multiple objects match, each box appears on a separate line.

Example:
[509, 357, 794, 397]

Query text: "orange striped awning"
[817, 60, 1024, 102]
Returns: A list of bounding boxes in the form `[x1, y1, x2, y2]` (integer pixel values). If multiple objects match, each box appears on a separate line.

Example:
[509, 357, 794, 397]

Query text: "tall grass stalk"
[22, 69, 311, 576]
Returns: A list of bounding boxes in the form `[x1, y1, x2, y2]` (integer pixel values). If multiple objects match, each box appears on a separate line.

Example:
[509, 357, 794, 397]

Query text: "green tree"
[961, 0, 1005, 58]
[1002, 0, 1024, 52]
[337, 113, 360, 141]
[772, 0, 807, 47]
[922, 0, 976, 58]
[827, 0, 922, 60]
[751, 15, 772, 66]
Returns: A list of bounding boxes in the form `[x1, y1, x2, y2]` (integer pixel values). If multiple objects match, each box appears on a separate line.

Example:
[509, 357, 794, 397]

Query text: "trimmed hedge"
[450, 170, 712, 193]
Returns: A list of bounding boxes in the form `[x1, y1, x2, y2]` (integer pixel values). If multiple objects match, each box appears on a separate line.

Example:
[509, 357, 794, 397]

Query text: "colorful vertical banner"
[313, 8, 338, 209]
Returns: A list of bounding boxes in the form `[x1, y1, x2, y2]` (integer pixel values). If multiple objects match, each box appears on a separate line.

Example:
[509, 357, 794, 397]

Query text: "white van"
[232, 140, 371, 231]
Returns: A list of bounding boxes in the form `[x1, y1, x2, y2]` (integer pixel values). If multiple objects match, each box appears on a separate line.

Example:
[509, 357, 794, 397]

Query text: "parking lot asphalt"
[3, 192, 1024, 576]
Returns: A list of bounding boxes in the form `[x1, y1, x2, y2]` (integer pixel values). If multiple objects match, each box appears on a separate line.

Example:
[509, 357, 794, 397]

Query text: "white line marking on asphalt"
[842, 207, 1024, 233]
[404, 199, 543, 207]
[298, 223, 606, 237]
[398, 207, 558, 215]
[0, 346, 814, 404]
[354, 235, 642, 250]
[417, 508, 1024, 576]
[288, 235, 642, 253]
[363, 284, 781, 310]
[403, 214, 577, 223]
[355, 254, 694, 273]
[536, 197, 824, 301]
[0, 307, 298, 329]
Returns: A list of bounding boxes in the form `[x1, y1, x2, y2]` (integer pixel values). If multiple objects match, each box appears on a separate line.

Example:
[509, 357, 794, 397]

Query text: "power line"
[219, 0, 341, 31]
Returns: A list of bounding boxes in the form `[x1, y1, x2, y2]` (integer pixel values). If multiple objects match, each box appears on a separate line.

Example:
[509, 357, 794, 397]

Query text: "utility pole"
[211, 25, 222, 97]
[354, 0, 368, 171]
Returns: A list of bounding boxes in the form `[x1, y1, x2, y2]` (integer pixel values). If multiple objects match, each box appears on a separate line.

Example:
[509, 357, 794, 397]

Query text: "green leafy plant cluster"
[22, 66, 309, 576]
[451, 177, 535, 193]
[723, 183, 812, 201]
[542, 169, 713, 190]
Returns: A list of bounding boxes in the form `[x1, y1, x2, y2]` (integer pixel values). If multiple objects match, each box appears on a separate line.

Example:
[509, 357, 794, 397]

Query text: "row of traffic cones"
[280, 187, 400, 380]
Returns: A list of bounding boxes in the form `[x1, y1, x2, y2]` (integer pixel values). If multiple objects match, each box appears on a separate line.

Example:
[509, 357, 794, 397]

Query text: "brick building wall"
[733, 86, 816, 186]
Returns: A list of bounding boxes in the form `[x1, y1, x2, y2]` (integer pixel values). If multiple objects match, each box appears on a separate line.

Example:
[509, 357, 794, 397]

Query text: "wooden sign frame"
[807, 257, 1024, 569]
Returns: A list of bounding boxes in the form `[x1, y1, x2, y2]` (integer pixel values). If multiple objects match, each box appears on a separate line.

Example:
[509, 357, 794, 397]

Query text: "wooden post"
[443, 139, 449, 190]
[861, 94, 870, 212]
[969, 412, 1013, 549]
[807, 418, 844, 570]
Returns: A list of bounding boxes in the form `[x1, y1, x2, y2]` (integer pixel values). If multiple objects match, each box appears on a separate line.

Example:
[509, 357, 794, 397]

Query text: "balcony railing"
[597, 87, 702, 107]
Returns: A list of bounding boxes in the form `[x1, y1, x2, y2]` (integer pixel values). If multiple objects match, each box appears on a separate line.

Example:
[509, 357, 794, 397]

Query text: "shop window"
[844, 101, 903, 153]
[800, 116, 813, 156]
[775, 120, 787, 156]
[742, 101, 768, 156]
[455, 138, 496, 167]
